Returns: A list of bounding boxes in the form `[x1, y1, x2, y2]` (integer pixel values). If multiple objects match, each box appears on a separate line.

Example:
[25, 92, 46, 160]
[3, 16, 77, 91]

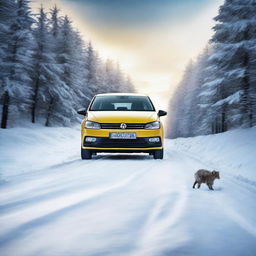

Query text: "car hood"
[87, 111, 158, 123]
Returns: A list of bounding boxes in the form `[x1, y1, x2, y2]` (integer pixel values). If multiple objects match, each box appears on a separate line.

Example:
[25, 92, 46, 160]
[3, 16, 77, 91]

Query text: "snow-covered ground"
[0, 125, 256, 256]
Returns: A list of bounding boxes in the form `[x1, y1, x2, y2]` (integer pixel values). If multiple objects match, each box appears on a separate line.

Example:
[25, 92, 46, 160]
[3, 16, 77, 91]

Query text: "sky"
[30, 0, 223, 110]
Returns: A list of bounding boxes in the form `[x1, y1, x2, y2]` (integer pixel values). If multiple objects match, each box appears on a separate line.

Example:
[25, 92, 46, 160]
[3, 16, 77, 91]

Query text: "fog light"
[85, 137, 97, 142]
[149, 137, 160, 143]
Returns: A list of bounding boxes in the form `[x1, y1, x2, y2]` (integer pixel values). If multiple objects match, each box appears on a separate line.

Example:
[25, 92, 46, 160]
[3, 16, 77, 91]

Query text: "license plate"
[109, 132, 136, 139]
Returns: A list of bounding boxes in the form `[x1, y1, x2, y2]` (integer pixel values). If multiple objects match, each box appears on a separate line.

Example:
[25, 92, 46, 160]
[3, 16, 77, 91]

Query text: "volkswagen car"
[77, 93, 167, 159]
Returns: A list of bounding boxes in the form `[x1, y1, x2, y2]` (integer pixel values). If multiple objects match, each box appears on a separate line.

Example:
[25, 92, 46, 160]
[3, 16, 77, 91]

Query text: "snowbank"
[0, 124, 80, 179]
[167, 127, 256, 183]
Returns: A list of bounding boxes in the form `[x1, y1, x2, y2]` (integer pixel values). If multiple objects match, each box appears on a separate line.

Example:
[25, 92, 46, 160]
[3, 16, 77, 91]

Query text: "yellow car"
[77, 93, 167, 159]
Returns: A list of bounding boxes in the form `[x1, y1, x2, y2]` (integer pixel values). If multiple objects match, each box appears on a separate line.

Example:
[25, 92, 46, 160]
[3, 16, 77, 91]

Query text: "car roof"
[95, 93, 148, 97]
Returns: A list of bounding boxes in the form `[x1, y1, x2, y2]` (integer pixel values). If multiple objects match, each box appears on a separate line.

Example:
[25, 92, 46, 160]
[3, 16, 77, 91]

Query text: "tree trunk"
[45, 97, 54, 127]
[221, 111, 226, 132]
[31, 75, 40, 123]
[1, 91, 10, 129]
[241, 29, 252, 128]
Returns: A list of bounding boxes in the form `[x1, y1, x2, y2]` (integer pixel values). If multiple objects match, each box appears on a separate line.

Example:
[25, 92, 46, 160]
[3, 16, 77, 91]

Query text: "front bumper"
[83, 136, 162, 150]
[81, 126, 164, 152]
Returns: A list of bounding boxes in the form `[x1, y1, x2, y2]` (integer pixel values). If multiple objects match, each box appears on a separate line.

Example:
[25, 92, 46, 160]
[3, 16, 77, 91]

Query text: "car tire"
[81, 148, 92, 159]
[153, 149, 164, 159]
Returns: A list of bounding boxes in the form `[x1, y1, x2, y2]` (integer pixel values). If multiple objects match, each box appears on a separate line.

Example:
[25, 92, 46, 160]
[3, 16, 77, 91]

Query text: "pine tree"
[31, 6, 67, 125]
[0, 0, 34, 128]
[0, 0, 17, 128]
[191, 47, 214, 136]
[168, 61, 195, 138]
[43, 12, 75, 126]
[211, 0, 256, 129]
[123, 76, 135, 93]
[59, 16, 88, 124]
[85, 42, 101, 97]
[49, 5, 60, 38]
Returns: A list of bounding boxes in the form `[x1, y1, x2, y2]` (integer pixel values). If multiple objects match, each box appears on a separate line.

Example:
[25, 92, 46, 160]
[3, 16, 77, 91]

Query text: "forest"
[0, 0, 134, 128]
[168, 0, 256, 138]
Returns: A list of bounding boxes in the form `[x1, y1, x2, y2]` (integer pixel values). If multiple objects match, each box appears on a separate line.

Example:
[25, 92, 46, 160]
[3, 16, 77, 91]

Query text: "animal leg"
[193, 181, 197, 189]
[197, 182, 201, 189]
[207, 183, 214, 190]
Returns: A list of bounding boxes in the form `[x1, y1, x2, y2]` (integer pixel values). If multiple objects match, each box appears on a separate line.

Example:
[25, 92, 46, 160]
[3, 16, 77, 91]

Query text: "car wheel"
[81, 148, 92, 159]
[153, 149, 164, 159]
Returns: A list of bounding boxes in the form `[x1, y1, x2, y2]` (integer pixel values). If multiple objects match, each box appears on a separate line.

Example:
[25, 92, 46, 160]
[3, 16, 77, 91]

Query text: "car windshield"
[90, 95, 155, 111]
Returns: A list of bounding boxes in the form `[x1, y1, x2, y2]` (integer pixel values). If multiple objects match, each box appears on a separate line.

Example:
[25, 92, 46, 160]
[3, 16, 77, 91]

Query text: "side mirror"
[77, 108, 87, 116]
[158, 110, 167, 117]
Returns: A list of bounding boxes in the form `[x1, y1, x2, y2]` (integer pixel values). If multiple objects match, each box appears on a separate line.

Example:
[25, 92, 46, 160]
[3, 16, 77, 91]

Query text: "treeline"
[0, 0, 134, 128]
[168, 0, 256, 138]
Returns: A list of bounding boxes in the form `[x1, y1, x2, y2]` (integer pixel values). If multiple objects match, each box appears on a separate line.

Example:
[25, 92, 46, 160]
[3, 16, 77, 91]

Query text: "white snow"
[171, 127, 256, 183]
[0, 125, 256, 256]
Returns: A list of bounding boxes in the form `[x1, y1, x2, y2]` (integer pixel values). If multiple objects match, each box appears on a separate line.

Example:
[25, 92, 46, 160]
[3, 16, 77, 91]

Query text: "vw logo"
[120, 123, 127, 129]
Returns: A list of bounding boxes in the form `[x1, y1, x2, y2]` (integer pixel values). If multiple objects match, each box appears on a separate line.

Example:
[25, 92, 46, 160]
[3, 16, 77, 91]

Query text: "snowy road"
[0, 127, 256, 256]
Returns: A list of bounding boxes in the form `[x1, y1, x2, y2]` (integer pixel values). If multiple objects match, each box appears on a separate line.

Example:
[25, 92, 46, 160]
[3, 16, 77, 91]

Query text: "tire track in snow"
[0, 156, 161, 242]
[0, 167, 148, 247]
[130, 154, 190, 256]
[135, 188, 188, 256]
[212, 177, 256, 238]
[0, 156, 156, 215]
[222, 206, 256, 237]
[0, 154, 151, 203]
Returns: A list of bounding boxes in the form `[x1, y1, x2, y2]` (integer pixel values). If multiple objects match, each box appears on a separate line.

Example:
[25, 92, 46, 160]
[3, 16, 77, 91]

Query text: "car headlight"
[84, 120, 101, 129]
[144, 121, 160, 130]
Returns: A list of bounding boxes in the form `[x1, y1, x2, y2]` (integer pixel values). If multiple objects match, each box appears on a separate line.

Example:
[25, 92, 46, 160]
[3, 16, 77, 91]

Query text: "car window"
[90, 96, 155, 111]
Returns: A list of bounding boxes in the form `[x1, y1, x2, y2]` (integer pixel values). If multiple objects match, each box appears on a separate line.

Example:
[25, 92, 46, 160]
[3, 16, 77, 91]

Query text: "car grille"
[84, 137, 162, 148]
[100, 123, 145, 129]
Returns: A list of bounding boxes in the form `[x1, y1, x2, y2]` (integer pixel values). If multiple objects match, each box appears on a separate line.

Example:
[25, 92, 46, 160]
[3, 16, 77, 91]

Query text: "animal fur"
[193, 169, 220, 190]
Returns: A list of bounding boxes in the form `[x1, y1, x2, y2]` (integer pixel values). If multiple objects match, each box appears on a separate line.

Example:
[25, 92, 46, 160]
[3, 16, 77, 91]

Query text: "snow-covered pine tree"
[104, 59, 115, 93]
[31, 6, 68, 125]
[49, 5, 60, 39]
[104, 60, 123, 93]
[55, 15, 90, 125]
[167, 61, 196, 138]
[42, 12, 75, 126]
[167, 47, 212, 138]
[72, 30, 92, 109]
[0, 0, 17, 128]
[0, 0, 16, 58]
[101, 59, 135, 94]
[0, 0, 34, 128]
[111, 63, 127, 93]
[211, 0, 256, 129]
[84, 42, 101, 97]
[123, 76, 135, 93]
[191, 46, 214, 136]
